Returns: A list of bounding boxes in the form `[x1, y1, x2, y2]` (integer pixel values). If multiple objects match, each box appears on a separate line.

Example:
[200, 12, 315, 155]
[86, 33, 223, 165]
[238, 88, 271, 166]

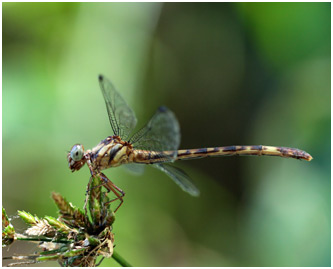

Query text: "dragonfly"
[68, 75, 313, 212]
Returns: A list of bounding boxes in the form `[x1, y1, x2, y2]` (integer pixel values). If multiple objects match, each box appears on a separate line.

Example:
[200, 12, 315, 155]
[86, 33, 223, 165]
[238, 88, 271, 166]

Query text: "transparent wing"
[153, 163, 200, 197]
[122, 163, 146, 175]
[98, 75, 137, 139]
[129, 106, 181, 162]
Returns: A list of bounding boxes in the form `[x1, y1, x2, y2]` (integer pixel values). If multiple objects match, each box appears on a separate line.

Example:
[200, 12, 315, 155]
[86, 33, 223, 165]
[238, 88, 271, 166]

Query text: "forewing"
[129, 106, 180, 162]
[153, 163, 200, 197]
[98, 75, 137, 139]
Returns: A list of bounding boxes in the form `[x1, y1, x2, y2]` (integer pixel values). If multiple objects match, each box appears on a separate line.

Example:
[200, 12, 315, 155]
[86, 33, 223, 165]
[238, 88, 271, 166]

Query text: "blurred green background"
[3, 2, 330, 267]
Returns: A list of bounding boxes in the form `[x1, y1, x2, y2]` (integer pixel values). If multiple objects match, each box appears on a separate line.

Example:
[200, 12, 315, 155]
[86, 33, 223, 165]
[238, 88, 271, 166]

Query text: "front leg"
[85, 159, 125, 213]
[98, 172, 125, 213]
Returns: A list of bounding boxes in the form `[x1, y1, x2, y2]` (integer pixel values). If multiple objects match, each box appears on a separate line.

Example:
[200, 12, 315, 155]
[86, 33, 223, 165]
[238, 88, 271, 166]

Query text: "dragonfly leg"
[99, 172, 125, 213]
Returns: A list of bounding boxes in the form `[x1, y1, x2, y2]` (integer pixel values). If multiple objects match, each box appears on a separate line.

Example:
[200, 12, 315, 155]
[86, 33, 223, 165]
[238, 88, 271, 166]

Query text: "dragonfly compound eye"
[70, 144, 84, 161]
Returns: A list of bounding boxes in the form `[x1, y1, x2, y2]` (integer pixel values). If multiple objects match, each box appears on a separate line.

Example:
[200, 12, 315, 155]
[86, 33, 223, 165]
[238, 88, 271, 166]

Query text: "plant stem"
[112, 250, 132, 267]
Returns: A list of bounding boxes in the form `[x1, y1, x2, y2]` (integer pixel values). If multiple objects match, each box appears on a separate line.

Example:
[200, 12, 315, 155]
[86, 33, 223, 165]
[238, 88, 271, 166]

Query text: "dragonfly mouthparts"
[68, 156, 86, 172]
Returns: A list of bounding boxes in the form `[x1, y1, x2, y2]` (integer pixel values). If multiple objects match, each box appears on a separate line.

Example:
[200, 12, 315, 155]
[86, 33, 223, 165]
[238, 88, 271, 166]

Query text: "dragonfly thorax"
[89, 136, 134, 171]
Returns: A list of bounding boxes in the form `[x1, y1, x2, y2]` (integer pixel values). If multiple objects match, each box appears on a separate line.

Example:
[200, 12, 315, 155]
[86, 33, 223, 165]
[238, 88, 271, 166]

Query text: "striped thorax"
[90, 136, 134, 170]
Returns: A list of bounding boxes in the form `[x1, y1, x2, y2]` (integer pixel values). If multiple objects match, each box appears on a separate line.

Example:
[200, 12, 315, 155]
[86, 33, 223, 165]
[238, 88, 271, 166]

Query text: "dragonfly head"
[68, 144, 86, 172]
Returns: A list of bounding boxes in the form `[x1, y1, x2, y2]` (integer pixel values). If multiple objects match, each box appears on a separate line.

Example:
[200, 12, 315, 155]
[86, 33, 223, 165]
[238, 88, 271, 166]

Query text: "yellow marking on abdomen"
[132, 145, 312, 164]
[176, 145, 313, 161]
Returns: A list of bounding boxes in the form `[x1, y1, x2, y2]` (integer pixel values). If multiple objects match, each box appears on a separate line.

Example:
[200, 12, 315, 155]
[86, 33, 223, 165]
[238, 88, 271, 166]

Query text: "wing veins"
[98, 75, 137, 139]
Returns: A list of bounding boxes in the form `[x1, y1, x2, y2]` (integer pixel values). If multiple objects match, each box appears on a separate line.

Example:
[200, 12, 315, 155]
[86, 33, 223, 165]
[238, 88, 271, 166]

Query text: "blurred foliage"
[2, 177, 129, 267]
[3, 2, 330, 266]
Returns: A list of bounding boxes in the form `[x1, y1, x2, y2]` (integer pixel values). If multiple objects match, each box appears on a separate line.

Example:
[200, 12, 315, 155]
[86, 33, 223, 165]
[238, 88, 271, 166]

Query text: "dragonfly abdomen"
[132, 150, 175, 164]
[176, 145, 313, 161]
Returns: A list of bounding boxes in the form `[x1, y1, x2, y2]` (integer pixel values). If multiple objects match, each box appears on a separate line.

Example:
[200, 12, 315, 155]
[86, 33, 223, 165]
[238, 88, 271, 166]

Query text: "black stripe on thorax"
[108, 144, 123, 164]
[92, 137, 113, 158]
[101, 136, 113, 144]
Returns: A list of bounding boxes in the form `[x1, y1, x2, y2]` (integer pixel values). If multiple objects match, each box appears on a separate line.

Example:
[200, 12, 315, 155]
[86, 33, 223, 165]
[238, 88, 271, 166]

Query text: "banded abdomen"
[176, 145, 313, 161]
[133, 145, 313, 164]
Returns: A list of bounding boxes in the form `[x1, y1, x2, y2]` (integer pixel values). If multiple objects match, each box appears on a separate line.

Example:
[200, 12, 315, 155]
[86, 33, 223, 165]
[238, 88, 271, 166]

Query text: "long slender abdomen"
[132, 145, 313, 164]
[176, 145, 313, 161]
